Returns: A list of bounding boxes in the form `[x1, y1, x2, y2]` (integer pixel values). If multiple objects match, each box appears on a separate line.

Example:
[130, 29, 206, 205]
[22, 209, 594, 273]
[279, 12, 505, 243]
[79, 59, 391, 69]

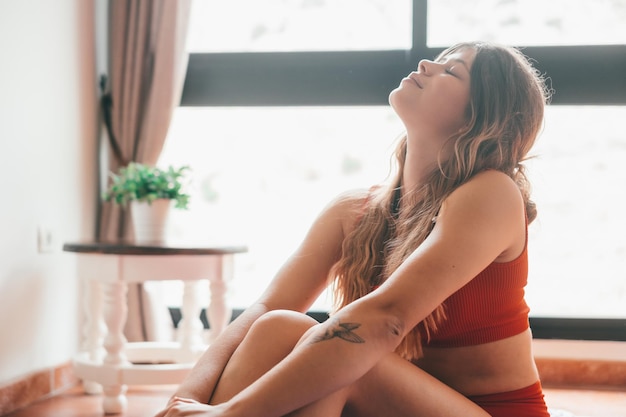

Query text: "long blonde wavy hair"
[330, 42, 552, 360]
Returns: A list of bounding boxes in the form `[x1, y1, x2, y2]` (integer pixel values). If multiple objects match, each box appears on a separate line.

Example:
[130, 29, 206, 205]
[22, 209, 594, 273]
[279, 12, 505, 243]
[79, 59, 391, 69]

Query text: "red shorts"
[468, 381, 550, 417]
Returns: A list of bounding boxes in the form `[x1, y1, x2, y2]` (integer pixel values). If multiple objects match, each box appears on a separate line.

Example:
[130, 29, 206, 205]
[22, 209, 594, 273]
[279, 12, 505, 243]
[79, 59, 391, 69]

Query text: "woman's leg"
[285, 387, 350, 417]
[209, 310, 489, 417]
[209, 310, 351, 417]
[343, 353, 491, 417]
[209, 309, 318, 404]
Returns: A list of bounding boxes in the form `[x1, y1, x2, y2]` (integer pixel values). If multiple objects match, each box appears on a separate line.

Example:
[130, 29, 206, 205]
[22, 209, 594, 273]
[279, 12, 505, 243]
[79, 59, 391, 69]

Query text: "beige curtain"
[97, 0, 192, 341]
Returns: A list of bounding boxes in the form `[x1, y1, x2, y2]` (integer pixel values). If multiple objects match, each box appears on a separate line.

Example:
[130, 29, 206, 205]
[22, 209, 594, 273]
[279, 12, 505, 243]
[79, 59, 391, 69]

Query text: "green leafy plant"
[103, 163, 191, 209]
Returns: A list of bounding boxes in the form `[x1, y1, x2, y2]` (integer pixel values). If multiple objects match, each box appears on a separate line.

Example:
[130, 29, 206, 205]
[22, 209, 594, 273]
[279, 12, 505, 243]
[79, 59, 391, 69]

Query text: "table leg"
[101, 280, 129, 414]
[178, 280, 204, 362]
[207, 255, 233, 343]
[82, 278, 105, 394]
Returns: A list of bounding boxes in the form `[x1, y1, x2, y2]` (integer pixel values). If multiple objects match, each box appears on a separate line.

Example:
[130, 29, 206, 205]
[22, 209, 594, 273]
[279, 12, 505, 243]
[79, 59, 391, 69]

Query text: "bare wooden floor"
[4, 385, 626, 417]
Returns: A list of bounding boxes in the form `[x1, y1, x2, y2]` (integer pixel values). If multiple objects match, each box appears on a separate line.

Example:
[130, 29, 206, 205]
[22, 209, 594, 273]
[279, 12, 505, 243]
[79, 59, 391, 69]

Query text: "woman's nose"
[418, 59, 433, 74]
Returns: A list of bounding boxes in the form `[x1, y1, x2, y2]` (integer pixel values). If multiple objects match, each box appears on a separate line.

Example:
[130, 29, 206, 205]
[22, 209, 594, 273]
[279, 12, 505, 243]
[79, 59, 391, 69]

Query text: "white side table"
[63, 241, 248, 414]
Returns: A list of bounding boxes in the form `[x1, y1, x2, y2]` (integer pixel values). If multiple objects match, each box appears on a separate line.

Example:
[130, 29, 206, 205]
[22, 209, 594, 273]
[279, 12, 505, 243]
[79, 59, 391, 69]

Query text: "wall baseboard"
[534, 340, 626, 389]
[0, 362, 79, 415]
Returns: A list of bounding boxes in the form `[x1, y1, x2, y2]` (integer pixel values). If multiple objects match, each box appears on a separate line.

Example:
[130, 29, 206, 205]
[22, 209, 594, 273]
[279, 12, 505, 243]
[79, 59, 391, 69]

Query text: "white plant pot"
[130, 199, 172, 244]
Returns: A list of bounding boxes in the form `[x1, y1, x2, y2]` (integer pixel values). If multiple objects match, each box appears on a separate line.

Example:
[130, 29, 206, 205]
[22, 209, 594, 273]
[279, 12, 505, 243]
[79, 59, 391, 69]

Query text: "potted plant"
[103, 162, 191, 243]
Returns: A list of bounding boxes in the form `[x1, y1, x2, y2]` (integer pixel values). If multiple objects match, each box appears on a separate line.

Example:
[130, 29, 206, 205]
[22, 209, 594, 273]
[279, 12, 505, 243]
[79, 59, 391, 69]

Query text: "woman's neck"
[402, 136, 443, 194]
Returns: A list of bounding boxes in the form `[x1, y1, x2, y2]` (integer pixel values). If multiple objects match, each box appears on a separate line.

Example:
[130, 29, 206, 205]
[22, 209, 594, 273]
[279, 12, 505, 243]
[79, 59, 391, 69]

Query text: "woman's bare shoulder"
[331, 188, 371, 209]
[468, 169, 517, 187]
[438, 170, 524, 239]
[439, 170, 524, 252]
[449, 170, 522, 208]
[323, 187, 374, 232]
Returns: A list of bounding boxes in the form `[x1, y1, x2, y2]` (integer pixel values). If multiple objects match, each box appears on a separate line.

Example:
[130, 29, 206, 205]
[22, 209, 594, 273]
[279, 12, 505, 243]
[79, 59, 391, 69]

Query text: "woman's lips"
[403, 74, 422, 88]
[410, 74, 423, 88]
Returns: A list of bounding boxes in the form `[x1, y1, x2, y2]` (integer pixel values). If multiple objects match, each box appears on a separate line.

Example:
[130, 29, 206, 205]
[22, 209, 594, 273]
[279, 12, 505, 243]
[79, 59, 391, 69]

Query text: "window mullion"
[411, 0, 428, 59]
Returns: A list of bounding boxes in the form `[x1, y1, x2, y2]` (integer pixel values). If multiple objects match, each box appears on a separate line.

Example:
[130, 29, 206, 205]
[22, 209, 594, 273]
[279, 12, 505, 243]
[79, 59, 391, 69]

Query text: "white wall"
[0, 0, 98, 383]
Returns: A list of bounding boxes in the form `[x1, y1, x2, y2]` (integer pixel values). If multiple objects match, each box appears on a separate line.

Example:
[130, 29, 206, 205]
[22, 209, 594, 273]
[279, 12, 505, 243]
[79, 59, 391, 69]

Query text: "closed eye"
[445, 68, 457, 76]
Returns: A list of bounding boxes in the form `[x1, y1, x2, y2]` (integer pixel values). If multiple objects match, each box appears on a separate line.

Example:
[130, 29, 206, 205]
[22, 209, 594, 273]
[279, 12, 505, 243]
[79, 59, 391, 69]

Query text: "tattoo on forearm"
[312, 320, 365, 344]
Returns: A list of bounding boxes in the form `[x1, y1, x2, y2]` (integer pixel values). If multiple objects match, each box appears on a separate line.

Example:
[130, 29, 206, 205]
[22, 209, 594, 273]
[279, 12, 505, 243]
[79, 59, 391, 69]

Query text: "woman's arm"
[161, 190, 367, 405]
[208, 171, 527, 417]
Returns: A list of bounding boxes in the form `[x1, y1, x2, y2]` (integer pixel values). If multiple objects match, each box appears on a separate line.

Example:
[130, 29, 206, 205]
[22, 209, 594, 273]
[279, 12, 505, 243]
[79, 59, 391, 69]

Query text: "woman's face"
[389, 47, 476, 139]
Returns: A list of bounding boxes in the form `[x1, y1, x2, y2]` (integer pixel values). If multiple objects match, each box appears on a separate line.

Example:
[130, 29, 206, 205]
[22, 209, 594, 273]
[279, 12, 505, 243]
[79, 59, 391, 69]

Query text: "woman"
[156, 41, 552, 417]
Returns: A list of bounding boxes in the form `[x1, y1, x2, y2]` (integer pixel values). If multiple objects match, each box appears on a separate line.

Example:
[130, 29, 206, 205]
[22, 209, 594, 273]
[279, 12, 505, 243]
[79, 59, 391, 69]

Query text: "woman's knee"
[210, 311, 318, 404]
[248, 309, 319, 346]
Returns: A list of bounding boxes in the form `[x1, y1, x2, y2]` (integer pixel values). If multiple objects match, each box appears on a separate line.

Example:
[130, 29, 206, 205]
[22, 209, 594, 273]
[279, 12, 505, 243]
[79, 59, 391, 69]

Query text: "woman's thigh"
[344, 354, 490, 417]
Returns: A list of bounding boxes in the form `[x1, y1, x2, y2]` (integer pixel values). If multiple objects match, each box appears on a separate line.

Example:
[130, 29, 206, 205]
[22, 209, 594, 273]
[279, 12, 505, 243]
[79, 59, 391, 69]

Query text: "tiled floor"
[4, 384, 626, 417]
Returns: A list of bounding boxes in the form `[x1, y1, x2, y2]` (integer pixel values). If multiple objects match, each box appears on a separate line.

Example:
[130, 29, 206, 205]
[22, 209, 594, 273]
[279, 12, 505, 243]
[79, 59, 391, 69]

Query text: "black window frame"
[181, 1, 626, 107]
[179, 0, 626, 340]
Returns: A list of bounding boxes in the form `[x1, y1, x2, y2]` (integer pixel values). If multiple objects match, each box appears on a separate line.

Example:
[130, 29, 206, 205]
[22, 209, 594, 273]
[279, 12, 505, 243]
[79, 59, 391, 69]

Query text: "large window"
[525, 106, 626, 319]
[187, 0, 412, 52]
[160, 0, 626, 335]
[428, 0, 626, 47]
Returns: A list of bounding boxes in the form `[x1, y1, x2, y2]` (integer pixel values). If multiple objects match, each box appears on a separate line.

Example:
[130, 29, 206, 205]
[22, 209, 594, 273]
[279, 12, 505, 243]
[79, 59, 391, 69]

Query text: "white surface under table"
[63, 241, 248, 415]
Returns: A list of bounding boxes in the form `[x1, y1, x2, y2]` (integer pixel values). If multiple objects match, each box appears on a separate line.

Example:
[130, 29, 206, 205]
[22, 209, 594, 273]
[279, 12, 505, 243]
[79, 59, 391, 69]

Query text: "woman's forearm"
[171, 303, 269, 403]
[224, 303, 403, 417]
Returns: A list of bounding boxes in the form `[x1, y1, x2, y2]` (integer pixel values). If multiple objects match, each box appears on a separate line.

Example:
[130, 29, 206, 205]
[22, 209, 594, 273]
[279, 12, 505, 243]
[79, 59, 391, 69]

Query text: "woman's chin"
[388, 88, 401, 111]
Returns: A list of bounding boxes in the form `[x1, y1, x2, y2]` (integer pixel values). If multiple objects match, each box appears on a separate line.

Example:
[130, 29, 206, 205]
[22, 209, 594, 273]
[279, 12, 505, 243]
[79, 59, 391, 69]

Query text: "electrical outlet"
[37, 226, 55, 253]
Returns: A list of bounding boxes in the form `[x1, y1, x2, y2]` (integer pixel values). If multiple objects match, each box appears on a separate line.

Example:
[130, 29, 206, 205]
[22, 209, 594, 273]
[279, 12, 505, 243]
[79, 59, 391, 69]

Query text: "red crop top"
[423, 239, 530, 348]
[361, 185, 530, 348]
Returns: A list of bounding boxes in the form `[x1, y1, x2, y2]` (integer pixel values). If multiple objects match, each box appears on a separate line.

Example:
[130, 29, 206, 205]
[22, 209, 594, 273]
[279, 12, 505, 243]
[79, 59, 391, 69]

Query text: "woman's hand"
[154, 397, 227, 417]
